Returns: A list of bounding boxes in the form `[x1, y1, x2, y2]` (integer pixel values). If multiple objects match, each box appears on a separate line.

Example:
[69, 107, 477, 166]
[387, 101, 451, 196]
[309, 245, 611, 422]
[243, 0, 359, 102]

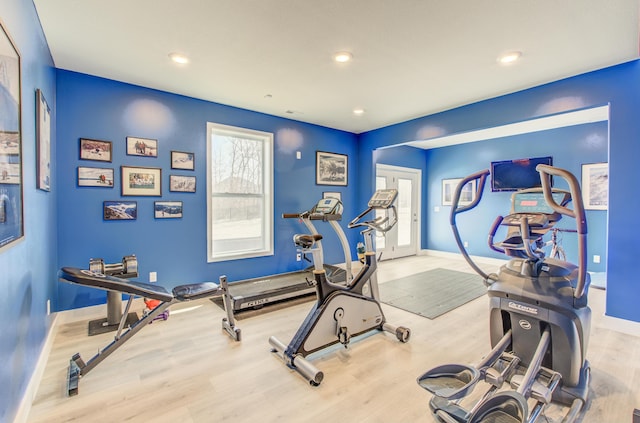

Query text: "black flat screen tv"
[490, 156, 552, 192]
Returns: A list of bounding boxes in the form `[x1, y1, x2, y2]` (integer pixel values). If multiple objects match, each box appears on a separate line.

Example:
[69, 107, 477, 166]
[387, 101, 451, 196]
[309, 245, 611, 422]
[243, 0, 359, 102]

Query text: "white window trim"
[206, 122, 274, 262]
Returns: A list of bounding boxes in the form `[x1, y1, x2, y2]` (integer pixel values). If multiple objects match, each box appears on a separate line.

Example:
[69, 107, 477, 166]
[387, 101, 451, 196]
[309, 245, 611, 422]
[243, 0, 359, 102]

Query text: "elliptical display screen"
[513, 192, 566, 214]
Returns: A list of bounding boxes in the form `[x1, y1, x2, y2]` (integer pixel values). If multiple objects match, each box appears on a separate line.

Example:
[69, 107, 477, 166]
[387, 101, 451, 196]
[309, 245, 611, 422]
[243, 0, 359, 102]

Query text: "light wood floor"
[27, 256, 640, 422]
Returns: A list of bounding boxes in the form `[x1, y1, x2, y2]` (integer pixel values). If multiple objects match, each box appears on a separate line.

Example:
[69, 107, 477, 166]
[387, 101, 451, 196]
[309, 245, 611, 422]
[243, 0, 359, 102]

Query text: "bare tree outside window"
[207, 123, 273, 261]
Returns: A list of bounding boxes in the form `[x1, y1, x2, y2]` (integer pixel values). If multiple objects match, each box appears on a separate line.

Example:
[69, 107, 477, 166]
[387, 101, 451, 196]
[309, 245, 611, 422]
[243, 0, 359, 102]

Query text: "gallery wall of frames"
[77, 136, 194, 221]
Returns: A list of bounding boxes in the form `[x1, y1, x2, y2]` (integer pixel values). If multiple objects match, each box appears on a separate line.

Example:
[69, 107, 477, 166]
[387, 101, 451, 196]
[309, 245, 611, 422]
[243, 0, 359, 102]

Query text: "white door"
[375, 164, 421, 260]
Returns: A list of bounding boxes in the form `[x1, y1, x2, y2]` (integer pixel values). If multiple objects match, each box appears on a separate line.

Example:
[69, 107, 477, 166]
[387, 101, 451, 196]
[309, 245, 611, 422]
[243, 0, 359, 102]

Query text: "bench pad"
[59, 267, 174, 302]
[173, 282, 220, 301]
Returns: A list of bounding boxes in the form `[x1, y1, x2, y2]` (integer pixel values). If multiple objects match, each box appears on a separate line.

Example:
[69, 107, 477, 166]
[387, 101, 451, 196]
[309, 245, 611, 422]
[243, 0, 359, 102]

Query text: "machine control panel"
[309, 197, 343, 221]
[512, 192, 565, 214]
[502, 213, 549, 228]
[368, 189, 398, 209]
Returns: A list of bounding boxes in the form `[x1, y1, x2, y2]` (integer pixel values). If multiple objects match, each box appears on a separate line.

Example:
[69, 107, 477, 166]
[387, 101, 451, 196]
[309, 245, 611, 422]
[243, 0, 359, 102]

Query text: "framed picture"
[323, 191, 342, 202]
[77, 167, 114, 187]
[121, 166, 162, 196]
[581, 162, 608, 210]
[316, 151, 347, 186]
[154, 201, 183, 219]
[171, 151, 195, 170]
[0, 163, 20, 184]
[169, 175, 196, 193]
[126, 136, 158, 157]
[80, 138, 112, 162]
[0, 21, 24, 249]
[36, 89, 51, 191]
[103, 201, 137, 220]
[442, 178, 476, 206]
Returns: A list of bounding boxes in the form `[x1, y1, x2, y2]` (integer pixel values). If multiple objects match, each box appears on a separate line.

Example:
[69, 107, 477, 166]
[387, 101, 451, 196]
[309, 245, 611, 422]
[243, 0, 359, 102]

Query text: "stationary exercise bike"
[417, 164, 591, 423]
[269, 188, 411, 385]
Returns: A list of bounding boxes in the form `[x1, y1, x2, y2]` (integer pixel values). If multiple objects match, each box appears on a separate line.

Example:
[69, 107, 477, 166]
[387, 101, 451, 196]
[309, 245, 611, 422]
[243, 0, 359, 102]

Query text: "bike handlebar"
[348, 206, 397, 234]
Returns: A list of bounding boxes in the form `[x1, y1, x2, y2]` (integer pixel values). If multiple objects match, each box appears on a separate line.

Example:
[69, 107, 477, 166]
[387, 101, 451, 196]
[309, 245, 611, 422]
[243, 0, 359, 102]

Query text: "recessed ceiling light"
[169, 52, 189, 64]
[498, 51, 522, 65]
[353, 108, 365, 115]
[334, 52, 353, 63]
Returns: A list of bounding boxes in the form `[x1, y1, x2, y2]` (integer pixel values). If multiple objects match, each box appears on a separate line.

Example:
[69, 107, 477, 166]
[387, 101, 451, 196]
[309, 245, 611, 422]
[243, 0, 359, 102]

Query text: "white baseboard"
[13, 313, 59, 423]
[419, 249, 508, 266]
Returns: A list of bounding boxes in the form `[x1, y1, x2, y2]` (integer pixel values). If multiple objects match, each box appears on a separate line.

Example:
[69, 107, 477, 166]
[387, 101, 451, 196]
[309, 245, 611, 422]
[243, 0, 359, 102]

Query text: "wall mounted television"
[490, 156, 553, 192]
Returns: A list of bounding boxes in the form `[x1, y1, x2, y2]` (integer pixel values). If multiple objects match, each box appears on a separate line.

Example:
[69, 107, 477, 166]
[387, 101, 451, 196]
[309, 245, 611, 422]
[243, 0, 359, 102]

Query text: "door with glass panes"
[374, 164, 420, 260]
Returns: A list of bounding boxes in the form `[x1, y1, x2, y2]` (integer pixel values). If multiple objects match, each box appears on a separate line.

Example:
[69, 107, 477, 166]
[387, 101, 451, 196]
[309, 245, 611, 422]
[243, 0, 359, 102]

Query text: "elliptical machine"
[269, 188, 411, 385]
[417, 165, 591, 423]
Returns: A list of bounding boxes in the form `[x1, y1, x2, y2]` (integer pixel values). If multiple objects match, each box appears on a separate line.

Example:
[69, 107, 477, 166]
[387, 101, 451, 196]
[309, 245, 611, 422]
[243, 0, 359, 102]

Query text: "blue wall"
[423, 122, 608, 272]
[359, 61, 640, 322]
[0, 1, 57, 421]
[55, 70, 360, 311]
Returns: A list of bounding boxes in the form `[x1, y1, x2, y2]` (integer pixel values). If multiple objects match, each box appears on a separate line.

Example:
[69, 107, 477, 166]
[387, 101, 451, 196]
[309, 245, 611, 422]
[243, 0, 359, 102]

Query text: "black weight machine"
[417, 164, 591, 423]
[269, 189, 411, 385]
[59, 267, 240, 396]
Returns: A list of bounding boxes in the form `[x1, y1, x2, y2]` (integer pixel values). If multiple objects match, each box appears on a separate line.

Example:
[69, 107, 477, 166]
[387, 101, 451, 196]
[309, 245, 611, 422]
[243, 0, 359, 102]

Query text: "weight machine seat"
[60, 267, 221, 302]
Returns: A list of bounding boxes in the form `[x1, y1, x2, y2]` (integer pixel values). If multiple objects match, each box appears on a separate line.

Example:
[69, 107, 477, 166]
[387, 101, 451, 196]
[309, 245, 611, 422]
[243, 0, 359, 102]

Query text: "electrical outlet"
[593, 255, 600, 264]
[149, 271, 157, 282]
[463, 241, 469, 248]
[46, 299, 51, 316]
[296, 151, 301, 159]
[434, 206, 440, 212]
[296, 253, 301, 261]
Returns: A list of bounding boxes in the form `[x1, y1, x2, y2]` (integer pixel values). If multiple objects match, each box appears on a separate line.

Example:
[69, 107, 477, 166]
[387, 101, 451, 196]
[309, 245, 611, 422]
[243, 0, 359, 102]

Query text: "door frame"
[375, 163, 422, 259]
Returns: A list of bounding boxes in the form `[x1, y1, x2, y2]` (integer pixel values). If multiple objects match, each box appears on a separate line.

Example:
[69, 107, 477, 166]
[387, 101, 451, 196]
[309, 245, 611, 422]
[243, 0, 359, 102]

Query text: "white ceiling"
[34, 0, 639, 134]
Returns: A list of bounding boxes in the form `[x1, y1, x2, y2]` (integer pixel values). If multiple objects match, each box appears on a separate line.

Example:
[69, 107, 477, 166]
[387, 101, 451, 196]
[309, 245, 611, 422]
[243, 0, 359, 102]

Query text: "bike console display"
[309, 197, 342, 220]
[368, 188, 398, 209]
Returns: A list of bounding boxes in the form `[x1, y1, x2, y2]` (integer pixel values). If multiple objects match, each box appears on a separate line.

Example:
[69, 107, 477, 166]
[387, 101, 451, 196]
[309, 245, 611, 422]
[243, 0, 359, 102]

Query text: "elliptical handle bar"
[449, 169, 490, 224]
[536, 164, 588, 299]
[450, 169, 492, 283]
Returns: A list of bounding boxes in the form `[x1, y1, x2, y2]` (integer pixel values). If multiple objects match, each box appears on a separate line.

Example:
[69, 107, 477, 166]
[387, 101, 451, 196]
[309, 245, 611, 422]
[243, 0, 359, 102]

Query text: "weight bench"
[59, 267, 241, 396]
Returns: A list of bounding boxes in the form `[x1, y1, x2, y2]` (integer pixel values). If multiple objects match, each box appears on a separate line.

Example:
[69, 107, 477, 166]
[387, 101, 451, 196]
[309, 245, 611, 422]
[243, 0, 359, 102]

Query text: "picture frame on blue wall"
[316, 151, 347, 186]
[171, 151, 195, 170]
[79, 138, 112, 162]
[323, 191, 342, 202]
[77, 166, 114, 187]
[154, 201, 183, 219]
[121, 166, 162, 196]
[36, 89, 51, 191]
[442, 178, 476, 206]
[581, 162, 608, 210]
[0, 21, 24, 249]
[103, 201, 137, 220]
[169, 175, 196, 193]
[126, 136, 158, 157]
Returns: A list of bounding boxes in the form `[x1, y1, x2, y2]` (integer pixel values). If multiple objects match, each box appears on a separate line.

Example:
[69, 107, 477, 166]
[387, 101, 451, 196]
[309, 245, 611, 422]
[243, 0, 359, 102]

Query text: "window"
[207, 122, 273, 262]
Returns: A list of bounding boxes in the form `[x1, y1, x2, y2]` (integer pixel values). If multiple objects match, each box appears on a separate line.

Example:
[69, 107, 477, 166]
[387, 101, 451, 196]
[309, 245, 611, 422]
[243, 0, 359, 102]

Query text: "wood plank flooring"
[27, 255, 640, 422]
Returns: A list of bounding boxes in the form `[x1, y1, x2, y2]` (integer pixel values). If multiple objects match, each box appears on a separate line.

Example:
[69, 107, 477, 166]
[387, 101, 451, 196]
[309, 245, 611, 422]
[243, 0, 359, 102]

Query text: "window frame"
[206, 122, 274, 262]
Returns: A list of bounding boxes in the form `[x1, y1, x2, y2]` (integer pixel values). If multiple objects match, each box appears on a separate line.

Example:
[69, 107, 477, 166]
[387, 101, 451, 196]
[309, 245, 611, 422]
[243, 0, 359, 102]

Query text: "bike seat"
[293, 233, 323, 249]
